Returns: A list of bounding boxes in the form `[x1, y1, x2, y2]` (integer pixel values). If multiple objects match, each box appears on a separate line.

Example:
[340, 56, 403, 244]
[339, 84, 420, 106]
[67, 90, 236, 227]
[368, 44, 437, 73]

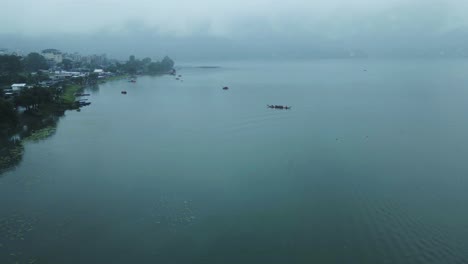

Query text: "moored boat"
[267, 105, 291, 110]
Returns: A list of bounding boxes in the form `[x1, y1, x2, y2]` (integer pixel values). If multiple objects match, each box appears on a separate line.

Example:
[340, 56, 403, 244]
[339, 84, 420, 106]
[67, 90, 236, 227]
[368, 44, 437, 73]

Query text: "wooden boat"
[267, 105, 291, 110]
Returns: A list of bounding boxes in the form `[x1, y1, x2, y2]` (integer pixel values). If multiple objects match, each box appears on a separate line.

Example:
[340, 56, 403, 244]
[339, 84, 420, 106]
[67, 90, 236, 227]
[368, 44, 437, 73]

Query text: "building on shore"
[42, 49, 63, 64]
[64, 52, 82, 62]
[11, 83, 28, 91]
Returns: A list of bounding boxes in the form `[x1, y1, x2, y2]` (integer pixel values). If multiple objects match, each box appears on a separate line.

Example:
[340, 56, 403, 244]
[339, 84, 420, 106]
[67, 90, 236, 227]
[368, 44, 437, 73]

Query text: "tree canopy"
[14, 87, 54, 111]
[0, 55, 23, 75]
[0, 98, 18, 128]
[23, 53, 49, 72]
[60, 59, 73, 71]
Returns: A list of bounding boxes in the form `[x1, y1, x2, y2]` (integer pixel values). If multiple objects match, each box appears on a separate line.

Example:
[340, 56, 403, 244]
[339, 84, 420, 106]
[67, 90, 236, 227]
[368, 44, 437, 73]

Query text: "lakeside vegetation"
[0, 53, 175, 127]
[0, 52, 175, 174]
[61, 84, 81, 104]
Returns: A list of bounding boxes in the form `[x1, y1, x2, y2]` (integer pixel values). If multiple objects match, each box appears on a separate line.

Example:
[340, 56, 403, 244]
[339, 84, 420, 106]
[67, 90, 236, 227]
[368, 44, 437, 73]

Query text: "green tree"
[161, 56, 175, 71]
[23, 53, 49, 72]
[61, 59, 73, 71]
[0, 98, 17, 127]
[142, 57, 152, 65]
[15, 87, 54, 111]
[0, 55, 23, 75]
[27, 71, 50, 84]
[88, 73, 99, 83]
[148, 62, 162, 74]
[146, 56, 174, 74]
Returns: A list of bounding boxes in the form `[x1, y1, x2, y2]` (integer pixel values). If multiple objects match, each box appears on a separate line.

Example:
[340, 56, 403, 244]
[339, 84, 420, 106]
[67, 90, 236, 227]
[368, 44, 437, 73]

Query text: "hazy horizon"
[3, 0, 468, 60]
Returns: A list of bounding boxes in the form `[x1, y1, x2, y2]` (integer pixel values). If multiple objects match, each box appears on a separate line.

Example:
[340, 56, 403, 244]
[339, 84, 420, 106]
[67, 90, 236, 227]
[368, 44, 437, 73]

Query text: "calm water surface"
[2, 60, 468, 263]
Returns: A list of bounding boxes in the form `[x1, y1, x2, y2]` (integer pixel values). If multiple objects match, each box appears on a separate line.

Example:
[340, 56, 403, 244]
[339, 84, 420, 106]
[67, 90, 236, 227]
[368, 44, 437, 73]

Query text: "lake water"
[2, 59, 468, 263]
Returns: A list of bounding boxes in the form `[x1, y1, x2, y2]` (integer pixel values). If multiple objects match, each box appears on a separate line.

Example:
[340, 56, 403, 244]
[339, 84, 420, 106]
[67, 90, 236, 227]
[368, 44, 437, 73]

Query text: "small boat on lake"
[121, 91, 127, 94]
[222, 86, 229, 90]
[129, 79, 136, 83]
[267, 105, 291, 110]
[76, 101, 91, 106]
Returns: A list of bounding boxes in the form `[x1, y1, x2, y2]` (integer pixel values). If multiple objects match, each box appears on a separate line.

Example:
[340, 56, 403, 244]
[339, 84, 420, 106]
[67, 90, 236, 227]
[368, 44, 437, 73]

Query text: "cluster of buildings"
[1, 48, 119, 99]
[4, 67, 112, 98]
[3, 53, 115, 98]
[41, 49, 111, 68]
[41, 49, 63, 63]
[37, 49, 115, 82]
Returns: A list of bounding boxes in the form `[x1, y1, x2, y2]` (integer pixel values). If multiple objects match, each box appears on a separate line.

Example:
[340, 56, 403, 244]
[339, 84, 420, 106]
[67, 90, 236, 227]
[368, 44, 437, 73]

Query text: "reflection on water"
[2, 60, 468, 263]
[87, 84, 100, 94]
[0, 110, 60, 175]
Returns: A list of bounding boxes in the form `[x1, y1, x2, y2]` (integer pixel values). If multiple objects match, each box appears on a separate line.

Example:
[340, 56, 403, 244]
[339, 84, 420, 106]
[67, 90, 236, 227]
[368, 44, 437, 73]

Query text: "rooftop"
[11, 83, 27, 87]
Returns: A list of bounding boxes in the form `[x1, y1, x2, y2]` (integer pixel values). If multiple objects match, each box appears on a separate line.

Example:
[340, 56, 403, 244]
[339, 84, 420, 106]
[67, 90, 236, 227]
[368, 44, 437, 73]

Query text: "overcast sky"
[2, 0, 468, 59]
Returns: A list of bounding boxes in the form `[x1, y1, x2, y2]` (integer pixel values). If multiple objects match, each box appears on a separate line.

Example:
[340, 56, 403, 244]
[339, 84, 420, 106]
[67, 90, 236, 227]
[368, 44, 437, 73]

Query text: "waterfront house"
[11, 83, 27, 91]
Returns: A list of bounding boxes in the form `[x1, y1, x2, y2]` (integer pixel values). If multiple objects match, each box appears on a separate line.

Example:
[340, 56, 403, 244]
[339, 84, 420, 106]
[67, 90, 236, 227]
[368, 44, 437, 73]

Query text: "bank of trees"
[22, 53, 49, 72]
[114, 55, 174, 75]
[14, 87, 57, 111]
[0, 53, 51, 86]
[0, 98, 17, 128]
[0, 53, 175, 129]
[0, 55, 24, 85]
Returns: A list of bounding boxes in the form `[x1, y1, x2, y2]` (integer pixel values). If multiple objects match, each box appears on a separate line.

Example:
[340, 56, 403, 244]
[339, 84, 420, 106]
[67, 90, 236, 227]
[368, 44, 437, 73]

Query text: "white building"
[42, 49, 63, 63]
[11, 83, 27, 91]
[52, 70, 85, 79]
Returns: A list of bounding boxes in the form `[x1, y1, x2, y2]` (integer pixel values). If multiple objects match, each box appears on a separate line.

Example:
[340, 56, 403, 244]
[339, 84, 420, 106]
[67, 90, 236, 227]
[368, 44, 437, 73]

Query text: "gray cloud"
[2, 0, 468, 59]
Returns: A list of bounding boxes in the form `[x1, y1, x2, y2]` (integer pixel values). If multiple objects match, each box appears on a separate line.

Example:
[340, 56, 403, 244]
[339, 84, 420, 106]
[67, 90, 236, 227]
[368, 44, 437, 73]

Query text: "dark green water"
[2, 60, 468, 263]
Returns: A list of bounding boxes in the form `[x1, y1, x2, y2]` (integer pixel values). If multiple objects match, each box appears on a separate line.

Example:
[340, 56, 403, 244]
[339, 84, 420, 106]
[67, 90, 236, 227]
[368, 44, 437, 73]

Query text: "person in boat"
[267, 105, 291, 109]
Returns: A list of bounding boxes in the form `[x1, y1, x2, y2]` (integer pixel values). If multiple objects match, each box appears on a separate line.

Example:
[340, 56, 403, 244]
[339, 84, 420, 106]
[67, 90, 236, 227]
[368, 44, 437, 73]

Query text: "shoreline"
[0, 73, 153, 174]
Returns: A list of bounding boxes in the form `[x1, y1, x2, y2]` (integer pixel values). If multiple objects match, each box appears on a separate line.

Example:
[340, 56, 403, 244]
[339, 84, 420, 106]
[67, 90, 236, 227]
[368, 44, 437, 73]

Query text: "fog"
[2, 0, 468, 60]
